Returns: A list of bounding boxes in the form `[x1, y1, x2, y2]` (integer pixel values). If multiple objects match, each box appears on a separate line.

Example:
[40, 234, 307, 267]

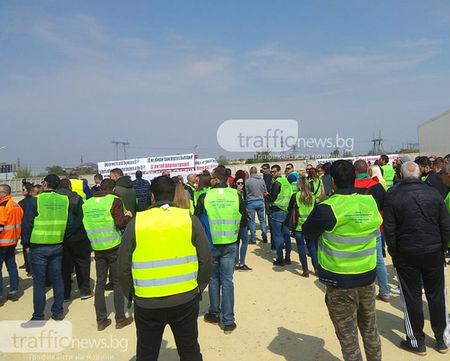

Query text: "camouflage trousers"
[325, 282, 382, 361]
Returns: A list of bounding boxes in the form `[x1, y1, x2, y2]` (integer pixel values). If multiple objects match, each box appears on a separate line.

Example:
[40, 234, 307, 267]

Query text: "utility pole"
[112, 139, 129, 160]
[371, 131, 384, 155]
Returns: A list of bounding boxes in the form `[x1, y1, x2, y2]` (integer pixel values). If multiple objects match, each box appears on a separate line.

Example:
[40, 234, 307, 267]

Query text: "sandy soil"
[1, 237, 449, 361]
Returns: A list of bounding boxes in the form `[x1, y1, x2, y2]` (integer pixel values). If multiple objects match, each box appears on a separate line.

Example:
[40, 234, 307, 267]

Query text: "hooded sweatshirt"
[114, 176, 137, 215]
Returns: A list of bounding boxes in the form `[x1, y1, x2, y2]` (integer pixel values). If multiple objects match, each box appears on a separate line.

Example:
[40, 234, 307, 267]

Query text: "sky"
[1, 0, 450, 171]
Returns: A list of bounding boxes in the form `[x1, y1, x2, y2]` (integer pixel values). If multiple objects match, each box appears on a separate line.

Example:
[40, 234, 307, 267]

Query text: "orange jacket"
[0, 195, 24, 247]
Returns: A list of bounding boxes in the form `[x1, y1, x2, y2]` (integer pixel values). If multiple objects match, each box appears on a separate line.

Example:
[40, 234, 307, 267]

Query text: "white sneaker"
[390, 287, 400, 295]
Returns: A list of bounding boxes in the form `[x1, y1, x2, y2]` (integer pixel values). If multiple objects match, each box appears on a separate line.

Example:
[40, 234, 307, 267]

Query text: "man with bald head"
[184, 174, 198, 214]
[354, 159, 389, 302]
[383, 161, 450, 355]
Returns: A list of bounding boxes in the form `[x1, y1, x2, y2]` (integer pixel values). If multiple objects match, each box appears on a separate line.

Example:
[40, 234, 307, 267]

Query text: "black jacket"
[383, 179, 450, 261]
[423, 171, 448, 199]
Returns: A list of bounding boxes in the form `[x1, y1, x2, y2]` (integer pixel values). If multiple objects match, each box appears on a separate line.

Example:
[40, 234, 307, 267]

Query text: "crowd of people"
[0, 154, 449, 360]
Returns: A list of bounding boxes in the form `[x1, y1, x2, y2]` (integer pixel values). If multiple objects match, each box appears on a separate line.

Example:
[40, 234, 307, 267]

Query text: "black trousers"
[94, 248, 125, 323]
[135, 295, 202, 361]
[395, 252, 449, 347]
[62, 242, 91, 298]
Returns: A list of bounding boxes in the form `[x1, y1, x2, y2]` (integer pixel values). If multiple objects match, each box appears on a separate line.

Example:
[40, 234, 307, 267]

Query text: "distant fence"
[1, 175, 96, 197]
[0, 177, 45, 196]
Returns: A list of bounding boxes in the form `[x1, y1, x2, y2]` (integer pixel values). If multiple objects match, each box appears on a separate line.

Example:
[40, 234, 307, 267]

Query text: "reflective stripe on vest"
[70, 179, 87, 201]
[381, 165, 395, 188]
[204, 187, 241, 245]
[0, 196, 23, 247]
[30, 192, 69, 245]
[273, 177, 293, 211]
[318, 193, 381, 275]
[82, 194, 122, 251]
[295, 192, 314, 232]
[132, 206, 198, 298]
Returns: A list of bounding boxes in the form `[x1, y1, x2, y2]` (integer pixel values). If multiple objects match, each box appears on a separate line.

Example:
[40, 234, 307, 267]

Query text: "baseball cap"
[42, 174, 61, 188]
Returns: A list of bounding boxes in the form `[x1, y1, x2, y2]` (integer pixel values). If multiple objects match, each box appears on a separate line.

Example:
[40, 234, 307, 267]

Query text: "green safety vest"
[132, 206, 198, 298]
[30, 192, 69, 245]
[318, 193, 382, 275]
[185, 183, 196, 215]
[290, 181, 298, 193]
[272, 177, 293, 211]
[310, 178, 322, 203]
[381, 164, 395, 188]
[295, 192, 315, 232]
[194, 188, 208, 204]
[204, 187, 241, 245]
[70, 179, 87, 201]
[82, 194, 124, 251]
[445, 192, 450, 216]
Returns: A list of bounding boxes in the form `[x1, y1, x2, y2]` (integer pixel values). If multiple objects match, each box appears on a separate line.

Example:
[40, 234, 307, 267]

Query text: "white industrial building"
[418, 109, 450, 156]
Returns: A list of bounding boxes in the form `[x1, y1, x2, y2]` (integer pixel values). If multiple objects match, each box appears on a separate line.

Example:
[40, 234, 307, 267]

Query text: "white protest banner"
[98, 158, 149, 177]
[195, 158, 218, 171]
[147, 153, 195, 171]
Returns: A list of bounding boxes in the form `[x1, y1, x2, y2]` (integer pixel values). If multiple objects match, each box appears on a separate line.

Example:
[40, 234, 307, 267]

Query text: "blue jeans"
[247, 200, 267, 242]
[269, 210, 291, 260]
[29, 245, 64, 320]
[235, 227, 249, 265]
[376, 230, 390, 298]
[294, 231, 319, 272]
[208, 242, 237, 325]
[0, 245, 19, 296]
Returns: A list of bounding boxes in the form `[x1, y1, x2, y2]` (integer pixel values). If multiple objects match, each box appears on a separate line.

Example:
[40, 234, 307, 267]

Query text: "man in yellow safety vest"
[118, 176, 212, 360]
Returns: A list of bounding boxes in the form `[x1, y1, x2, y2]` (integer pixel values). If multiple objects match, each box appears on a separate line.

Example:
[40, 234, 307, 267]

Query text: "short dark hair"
[271, 164, 281, 171]
[151, 176, 176, 202]
[286, 163, 294, 168]
[94, 173, 103, 181]
[100, 178, 115, 191]
[135, 170, 143, 178]
[261, 163, 270, 168]
[330, 160, 355, 189]
[58, 179, 72, 190]
[380, 155, 389, 164]
[213, 167, 228, 183]
[415, 156, 431, 168]
[322, 162, 331, 175]
[225, 168, 232, 178]
[354, 159, 368, 174]
[110, 168, 124, 177]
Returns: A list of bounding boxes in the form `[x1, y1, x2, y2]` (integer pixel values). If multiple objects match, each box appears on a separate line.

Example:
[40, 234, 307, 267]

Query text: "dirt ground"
[1, 235, 449, 361]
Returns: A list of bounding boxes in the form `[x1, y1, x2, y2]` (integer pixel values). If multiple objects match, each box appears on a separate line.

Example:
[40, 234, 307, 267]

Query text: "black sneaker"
[104, 282, 114, 291]
[51, 314, 64, 321]
[223, 322, 237, 334]
[204, 313, 220, 324]
[7, 293, 19, 302]
[239, 264, 252, 271]
[436, 339, 449, 354]
[399, 340, 426, 356]
[284, 258, 292, 265]
[262, 237, 268, 243]
[273, 258, 285, 266]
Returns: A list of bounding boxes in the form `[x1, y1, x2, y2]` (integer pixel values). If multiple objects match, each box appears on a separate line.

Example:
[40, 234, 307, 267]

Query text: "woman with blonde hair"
[369, 164, 386, 190]
[287, 176, 318, 277]
[173, 182, 190, 209]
